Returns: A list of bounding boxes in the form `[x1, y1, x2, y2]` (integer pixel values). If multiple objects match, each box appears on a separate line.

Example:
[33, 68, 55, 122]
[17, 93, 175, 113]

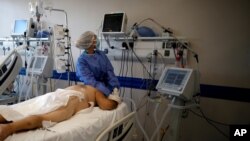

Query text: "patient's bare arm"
[95, 90, 118, 110]
[0, 115, 7, 124]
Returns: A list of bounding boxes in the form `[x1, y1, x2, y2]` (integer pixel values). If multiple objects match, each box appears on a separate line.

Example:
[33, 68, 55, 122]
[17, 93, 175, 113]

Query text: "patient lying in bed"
[0, 84, 119, 141]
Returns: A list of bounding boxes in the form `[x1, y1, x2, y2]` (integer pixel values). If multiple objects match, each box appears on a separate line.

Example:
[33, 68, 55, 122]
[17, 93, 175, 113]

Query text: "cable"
[134, 18, 172, 34]
[136, 94, 148, 112]
[69, 47, 77, 84]
[118, 50, 124, 76]
[125, 50, 129, 78]
[148, 54, 152, 90]
[143, 96, 150, 141]
[122, 50, 129, 97]
[188, 109, 230, 126]
[198, 108, 230, 139]
[53, 73, 63, 91]
[130, 49, 134, 111]
[157, 52, 167, 69]
[124, 36, 153, 79]
[121, 50, 126, 97]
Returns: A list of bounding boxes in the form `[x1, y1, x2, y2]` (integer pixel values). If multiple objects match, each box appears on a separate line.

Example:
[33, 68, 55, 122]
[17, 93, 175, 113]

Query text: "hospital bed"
[0, 48, 136, 141]
[4, 102, 135, 141]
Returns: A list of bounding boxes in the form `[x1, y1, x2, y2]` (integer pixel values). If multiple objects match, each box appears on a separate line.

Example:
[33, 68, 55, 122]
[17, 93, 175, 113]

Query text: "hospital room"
[0, 0, 249, 141]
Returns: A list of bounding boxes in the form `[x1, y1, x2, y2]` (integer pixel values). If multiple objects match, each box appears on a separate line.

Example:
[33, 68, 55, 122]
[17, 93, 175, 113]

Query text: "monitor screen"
[28, 56, 47, 74]
[156, 67, 195, 100]
[13, 20, 28, 35]
[102, 13, 124, 32]
[164, 69, 187, 86]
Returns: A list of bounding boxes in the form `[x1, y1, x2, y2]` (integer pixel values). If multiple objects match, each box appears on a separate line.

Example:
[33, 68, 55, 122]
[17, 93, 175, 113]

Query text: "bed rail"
[96, 111, 135, 141]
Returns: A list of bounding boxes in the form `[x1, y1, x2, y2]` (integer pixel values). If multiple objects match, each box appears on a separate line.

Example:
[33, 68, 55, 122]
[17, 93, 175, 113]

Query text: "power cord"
[189, 108, 230, 139]
[188, 109, 230, 126]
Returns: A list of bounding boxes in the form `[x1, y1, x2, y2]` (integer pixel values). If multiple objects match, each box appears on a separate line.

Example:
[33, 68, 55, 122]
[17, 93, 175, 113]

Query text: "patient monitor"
[27, 55, 52, 77]
[102, 12, 127, 36]
[156, 67, 196, 100]
[11, 19, 29, 37]
[28, 56, 47, 74]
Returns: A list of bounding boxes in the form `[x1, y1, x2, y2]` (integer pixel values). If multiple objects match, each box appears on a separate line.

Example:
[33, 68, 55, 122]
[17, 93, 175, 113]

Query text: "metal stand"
[167, 97, 185, 141]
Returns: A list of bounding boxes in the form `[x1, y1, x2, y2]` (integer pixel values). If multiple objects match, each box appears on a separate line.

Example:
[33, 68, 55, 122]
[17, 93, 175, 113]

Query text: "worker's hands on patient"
[108, 88, 121, 104]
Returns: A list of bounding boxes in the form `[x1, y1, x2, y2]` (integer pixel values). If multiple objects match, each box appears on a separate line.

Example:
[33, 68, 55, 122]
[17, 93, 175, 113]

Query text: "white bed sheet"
[5, 102, 129, 141]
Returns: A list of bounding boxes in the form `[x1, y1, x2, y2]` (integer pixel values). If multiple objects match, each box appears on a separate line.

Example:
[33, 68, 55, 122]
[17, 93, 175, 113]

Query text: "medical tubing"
[31, 54, 38, 98]
[124, 36, 153, 79]
[19, 55, 31, 102]
[19, 69, 28, 102]
[35, 76, 39, 97]
[172, 34, 201, 94]
[18, 78, 24, 102]
[118, 50, 124, 76]
[69, 47, 77, 84]
[130, 50, 134, 111]
[168, 103, 200, 110]
[150, 97, 175, 141]
[172, 35, 198, 63]
[137, 18, 172, 34]
[153, 102, 160, 141]
[125, 50, 129, 77]
[158, 52, 167, 68]
[25, 79, 32, 100]
[123, 97, 150, 141]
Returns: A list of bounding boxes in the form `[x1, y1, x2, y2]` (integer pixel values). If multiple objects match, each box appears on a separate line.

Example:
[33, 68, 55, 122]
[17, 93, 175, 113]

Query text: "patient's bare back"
[66, 84, 118, 110]
[65, 84, 97, 104]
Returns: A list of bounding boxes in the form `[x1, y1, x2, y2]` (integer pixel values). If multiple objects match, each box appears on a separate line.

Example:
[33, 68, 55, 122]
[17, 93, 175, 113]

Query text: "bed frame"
[96, 111, 135, 141]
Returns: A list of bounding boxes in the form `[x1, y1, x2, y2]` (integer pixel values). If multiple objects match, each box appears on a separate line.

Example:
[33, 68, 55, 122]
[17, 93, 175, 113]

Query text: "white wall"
[1, 0, 250, 141]
[1, 0, 249, 88]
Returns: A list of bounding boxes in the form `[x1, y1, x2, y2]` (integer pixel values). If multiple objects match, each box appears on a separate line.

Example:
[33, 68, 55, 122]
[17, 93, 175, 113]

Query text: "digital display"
[164, 70, 187, 86]
[34, 57, 45, 69]
[156, 67, 194, 100]
[13, 20, 28, 35]
[102, 13, 124, 32]
[29, 56, 47, 73]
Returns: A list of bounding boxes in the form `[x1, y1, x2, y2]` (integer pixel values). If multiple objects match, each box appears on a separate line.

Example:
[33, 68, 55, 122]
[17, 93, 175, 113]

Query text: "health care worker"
[75, 31, 121, 104]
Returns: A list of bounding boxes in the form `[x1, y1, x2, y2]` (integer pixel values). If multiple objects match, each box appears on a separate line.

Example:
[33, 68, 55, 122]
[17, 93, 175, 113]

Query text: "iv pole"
[44, 7, 71, 86]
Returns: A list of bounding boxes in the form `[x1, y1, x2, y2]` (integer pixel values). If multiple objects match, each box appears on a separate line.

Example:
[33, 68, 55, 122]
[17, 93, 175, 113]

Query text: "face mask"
[96, 38, 100, 49]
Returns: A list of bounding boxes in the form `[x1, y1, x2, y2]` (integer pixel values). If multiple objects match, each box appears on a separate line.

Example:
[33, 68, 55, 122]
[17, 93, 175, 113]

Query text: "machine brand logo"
[230, 125, 250, 141]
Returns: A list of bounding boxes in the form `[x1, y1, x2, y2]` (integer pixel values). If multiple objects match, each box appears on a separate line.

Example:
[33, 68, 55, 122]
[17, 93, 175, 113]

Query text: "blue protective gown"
[76, 50, 120, 96]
